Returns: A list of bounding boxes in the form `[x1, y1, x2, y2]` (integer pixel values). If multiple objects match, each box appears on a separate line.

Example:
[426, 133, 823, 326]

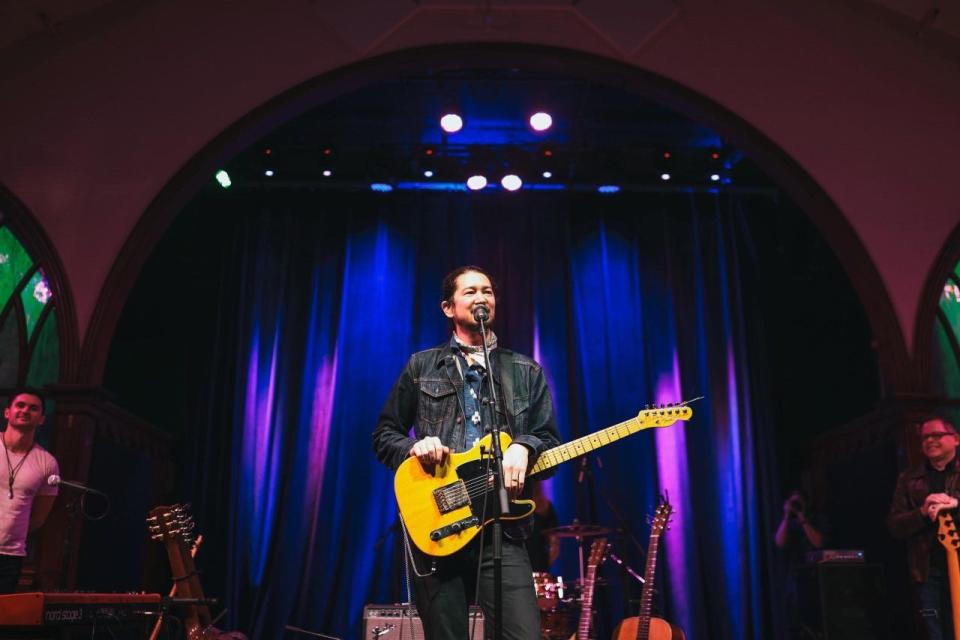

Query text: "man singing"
[373, 266, 560, 639]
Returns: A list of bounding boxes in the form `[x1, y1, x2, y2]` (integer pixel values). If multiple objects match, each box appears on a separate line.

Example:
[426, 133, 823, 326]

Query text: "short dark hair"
[441, 265, 497, 304]
[6, 387, 46, 414]
[915, 414, 957, 435]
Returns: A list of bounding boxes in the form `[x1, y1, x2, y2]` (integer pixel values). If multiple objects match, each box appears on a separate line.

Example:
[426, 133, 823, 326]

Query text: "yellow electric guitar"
[395, 402, 694, 557]
[936, 511, 960, 640]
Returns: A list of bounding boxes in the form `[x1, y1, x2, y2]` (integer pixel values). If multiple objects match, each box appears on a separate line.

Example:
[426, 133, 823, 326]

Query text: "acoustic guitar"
[612, 501, 684, 640]
[395, 403, 694, 557]
[147, 504, 247, 640]
[936, 511, 960, 640]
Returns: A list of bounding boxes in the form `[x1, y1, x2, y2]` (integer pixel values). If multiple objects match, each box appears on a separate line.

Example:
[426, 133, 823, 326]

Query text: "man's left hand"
[502, 444, 529, 498]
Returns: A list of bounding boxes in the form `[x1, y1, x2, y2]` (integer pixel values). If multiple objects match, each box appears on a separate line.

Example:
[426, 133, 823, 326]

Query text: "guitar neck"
[636, 534, 660, 640]
[530, 418, 643, 476]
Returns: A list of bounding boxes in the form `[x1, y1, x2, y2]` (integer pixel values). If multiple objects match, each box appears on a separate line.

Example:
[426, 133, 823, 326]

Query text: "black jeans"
[0, 554, 23, 594]
[919, 566, 955, 640]
[411, 536, 540, 640]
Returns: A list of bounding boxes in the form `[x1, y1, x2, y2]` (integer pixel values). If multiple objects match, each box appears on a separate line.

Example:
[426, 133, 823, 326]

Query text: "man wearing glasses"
[888, 415, 960, 639]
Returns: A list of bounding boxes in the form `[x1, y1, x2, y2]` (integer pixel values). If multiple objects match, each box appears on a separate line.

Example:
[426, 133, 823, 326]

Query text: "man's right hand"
[410, 436, 451, 466]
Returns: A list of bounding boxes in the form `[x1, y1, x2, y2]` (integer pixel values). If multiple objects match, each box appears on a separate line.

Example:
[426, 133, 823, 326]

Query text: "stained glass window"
[0, 219, 59, 389]
[932, 260, 960, 399]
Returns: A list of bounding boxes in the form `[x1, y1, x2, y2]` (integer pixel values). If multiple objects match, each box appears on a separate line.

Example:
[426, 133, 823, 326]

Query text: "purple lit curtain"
[194, 191, 782, 639]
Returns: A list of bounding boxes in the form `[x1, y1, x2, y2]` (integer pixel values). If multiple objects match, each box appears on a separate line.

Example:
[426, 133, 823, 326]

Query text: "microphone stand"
[474, 307, 507, 640]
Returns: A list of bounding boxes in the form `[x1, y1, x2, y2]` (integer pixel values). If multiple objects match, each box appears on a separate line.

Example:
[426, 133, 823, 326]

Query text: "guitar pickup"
[430, 516, 481, 541]
[433, 480, 471, 514]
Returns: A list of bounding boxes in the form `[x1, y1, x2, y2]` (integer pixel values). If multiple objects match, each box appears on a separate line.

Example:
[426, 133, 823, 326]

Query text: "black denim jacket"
[887, 457, 960, 582]
[372, 342, 561, 473]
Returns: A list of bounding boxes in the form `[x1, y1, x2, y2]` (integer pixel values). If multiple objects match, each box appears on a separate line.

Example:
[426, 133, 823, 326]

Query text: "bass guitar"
[612, 501, 684, 640]
[936, 511, 960, 640]
[395, 403, 693, 557]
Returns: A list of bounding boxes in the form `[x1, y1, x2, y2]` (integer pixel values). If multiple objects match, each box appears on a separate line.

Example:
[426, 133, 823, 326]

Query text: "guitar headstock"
[938, 511, 960, 554]
[587, 537, 608, 569]
[636, 402, 693, 428]
[147, 503, 197, 546]
[651, 501, 674, 537]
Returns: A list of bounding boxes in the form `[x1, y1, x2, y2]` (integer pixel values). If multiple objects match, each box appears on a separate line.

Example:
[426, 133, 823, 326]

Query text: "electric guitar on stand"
[573, 537, 608, 640]
[395, 402, 695, 557]
[612, 501, 684, 640]
[936, 511, 960, 640]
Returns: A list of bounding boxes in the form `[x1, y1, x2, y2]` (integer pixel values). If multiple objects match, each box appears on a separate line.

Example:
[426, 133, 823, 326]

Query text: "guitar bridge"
[433, 480, 471, 514]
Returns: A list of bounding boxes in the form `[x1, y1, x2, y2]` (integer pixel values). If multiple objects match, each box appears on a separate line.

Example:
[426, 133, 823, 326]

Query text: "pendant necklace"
[3, 435, 34, 499]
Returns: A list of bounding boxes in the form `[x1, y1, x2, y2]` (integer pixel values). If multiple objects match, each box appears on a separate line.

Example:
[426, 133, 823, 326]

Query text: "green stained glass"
[25, 308, 59, 389]
[0, 307, 20, 386]
[19, 269, 52, 341]
[0, 226, 35, 316]
[932, 261, 960, 398]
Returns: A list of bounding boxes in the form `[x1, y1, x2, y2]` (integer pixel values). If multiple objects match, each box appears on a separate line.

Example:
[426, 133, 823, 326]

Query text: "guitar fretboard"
[530, 418, 641, 475]
[637, 533, 660, 640]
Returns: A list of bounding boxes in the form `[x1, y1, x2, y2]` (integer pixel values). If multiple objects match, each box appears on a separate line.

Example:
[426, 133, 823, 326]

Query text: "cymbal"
[542, 524, 615, 538]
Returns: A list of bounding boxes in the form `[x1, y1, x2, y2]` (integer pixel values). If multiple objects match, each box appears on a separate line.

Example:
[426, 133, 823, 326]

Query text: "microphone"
[47, 475, 107, 496]
[472, 304, 490, 323]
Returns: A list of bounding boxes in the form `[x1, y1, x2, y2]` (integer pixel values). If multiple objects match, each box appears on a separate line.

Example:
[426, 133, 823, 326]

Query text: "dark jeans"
[0, 554, 24, 594]
[411, 536, 540, 640]
[919, 566, 955, 640]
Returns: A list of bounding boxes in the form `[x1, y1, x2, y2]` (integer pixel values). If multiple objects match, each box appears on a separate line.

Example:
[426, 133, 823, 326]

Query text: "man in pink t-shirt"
[0, 388, 59, 593]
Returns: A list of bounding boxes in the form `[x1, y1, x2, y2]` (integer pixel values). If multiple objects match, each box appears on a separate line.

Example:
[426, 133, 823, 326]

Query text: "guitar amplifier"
[362, 604, 484, 640]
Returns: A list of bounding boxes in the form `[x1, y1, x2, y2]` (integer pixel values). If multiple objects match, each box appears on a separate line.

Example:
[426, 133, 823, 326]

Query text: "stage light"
[264, 170, 274, 177]
[440, 113, 463, 133]
[264, 148, 273, 156]
[215, 170, 231, 188]
[424, 148, 435, 156]
[710, 174, 720, 182]
[466, 175, 487, 191]
[424, 170, 434, 178]
[597, 185, 620, 194]
[322, 170, 332, 177]
[370, 183, 393, 192]
[543, 149, 553, 157]
[711, 152, 721, 160]
[501, 175, 522, 192]
[323, 148, 333, 156]
[542, 171, 553, 179]
[529, 112, 553, 132]
[661, 173, 671, 181]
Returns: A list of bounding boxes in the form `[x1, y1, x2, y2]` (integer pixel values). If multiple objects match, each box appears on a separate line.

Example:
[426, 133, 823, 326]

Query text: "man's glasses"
[921, 431, 956, 441]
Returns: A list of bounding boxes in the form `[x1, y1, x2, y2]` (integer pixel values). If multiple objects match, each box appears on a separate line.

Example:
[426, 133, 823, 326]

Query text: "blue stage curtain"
[196, 191, 783, 639]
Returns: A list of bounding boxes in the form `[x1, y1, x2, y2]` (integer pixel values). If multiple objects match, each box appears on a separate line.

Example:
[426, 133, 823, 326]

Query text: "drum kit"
[532, 523, 619, 639]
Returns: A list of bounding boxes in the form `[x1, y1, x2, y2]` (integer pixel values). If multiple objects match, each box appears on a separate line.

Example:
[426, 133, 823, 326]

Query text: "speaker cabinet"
[362, 604, 484, 640]
[797, 563, 891, 640]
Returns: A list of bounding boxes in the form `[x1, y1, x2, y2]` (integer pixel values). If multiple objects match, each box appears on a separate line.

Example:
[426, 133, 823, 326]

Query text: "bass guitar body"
[612, 616, 685, 640]
[395, 432, 535, 557]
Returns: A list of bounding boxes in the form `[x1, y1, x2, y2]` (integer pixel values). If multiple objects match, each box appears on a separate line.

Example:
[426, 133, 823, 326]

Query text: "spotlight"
[597, 185, 620, 194]
[710, 174, 720, 182]
[264, 170, 274, 177]
[711, 152, 721, 160]
[660, 173, 671, 181]
[466, 175, 487, 191]
[542, 171, 553, 179]
[215, 170, 231, 188]
[663, 151, 671, 159]
[529, 112, 553, 132]
[323, 148, 333, 156]
[370, 183, 393, 192]
[264, 148, 273, 156]
[424, 170, 434, 178]
[440, 113, 463, 133]
[323, 170, 332, 177]
[501, 175, 522, 192]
